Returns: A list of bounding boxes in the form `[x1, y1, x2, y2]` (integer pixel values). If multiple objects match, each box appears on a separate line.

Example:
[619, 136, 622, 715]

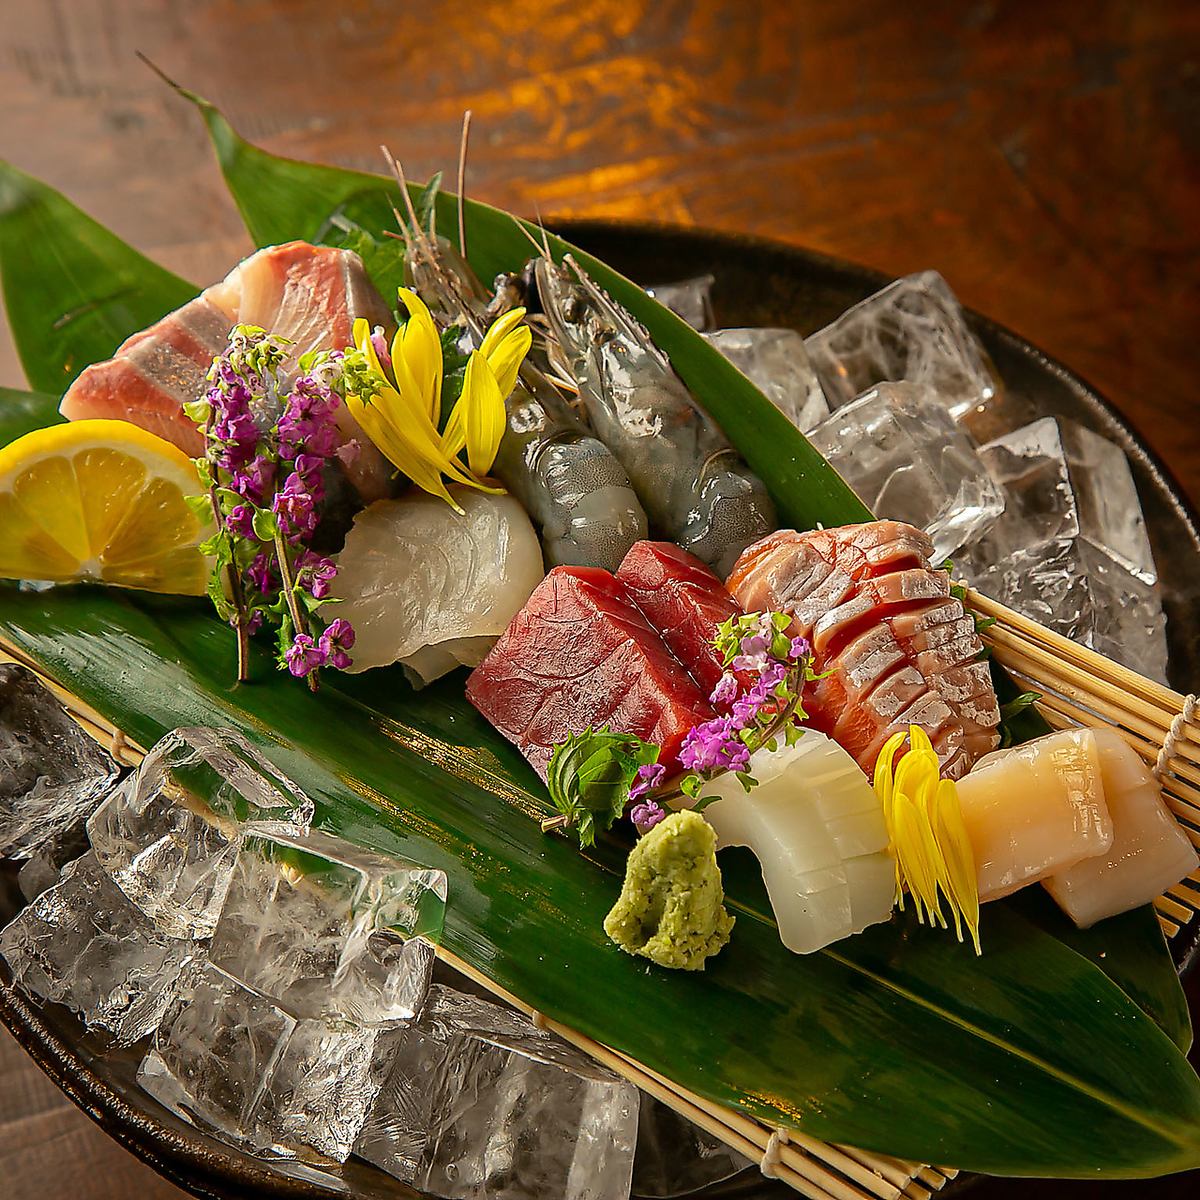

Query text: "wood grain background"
[1, 1, 1198, 1197]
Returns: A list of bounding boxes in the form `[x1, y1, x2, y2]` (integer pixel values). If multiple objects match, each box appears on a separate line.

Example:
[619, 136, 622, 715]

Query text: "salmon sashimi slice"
[728, 522, 999, 778]
[466, 566, 716, 780]
[61, 242, 395, 502]
[616, 541, 742, 695]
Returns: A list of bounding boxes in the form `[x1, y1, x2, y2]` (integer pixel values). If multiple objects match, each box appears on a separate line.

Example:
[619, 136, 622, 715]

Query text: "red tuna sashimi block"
[61, 241, 394, 502]
[466, 566, 716, 781]
[616, 541, 742, 694]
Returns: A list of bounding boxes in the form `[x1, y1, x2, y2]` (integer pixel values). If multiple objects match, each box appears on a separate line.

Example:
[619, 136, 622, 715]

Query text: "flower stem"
[273, 531, 319, 693]
[203, 413, 250, 682]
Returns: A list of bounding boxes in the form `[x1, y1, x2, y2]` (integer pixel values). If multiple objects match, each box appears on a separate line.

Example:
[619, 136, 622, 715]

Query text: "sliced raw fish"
[1044, 728, 1198, 927]
[698, 732, 894, 953]
[616, 541, 741, 694]
[728, 521, 999, 777]
[466, 566, 715, 780]
[61, 242, 395, 502]
[330, 488, 544, 686]
[956, 728, 1112, 902]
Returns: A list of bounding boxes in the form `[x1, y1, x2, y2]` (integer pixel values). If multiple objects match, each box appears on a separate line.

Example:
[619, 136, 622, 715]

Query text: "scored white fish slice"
[331, 488, 545, 686]
[699, 733, 894, 954]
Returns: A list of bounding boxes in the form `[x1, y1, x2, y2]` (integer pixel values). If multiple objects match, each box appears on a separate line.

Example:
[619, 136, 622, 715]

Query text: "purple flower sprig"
[188, 326, 356, 688]
[625, 612, 819, 834]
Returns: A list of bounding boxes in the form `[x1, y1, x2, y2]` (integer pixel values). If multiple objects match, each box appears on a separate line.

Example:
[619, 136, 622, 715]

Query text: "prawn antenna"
[381, 144, 434, 266]
[456, 110, 472, 258]
[510, 213, 549, 258]
[532, 201, 553, 259]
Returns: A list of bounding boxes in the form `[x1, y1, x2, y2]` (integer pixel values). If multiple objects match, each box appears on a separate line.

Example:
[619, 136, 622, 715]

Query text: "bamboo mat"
[3, 593, 1198, 1199]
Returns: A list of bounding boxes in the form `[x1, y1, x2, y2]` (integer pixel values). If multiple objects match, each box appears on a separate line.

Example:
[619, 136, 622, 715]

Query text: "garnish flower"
[874, 726, 981, 954]
[343, 289, 531, 511]
[187, 325, 355, 689]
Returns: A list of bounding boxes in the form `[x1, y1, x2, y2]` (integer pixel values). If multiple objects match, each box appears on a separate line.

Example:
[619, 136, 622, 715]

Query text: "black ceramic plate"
[2, 221, 1198, 1200]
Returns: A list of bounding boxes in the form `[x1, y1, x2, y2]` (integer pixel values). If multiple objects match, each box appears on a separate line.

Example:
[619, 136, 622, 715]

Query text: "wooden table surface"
[1, 1, 1198, 1198]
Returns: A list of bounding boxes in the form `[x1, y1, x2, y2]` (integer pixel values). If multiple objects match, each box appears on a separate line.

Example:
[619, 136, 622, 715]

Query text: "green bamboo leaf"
[0, 387, 63, 448]
[1, 133, 1197, 1176]
[1, 585, 1199, 1179]
[0, 162, 197, 394]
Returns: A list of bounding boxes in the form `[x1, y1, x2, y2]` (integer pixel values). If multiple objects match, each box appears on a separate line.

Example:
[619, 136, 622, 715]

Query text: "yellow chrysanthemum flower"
[344, 289, 531, 511]
[875, 726, 981, 954]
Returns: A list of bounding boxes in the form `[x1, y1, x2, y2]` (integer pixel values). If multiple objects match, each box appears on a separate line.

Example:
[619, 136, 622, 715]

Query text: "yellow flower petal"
[458, 351, 508, 477]
[479, 307, 527, 357]
[480, 309, 532, 401]
[933, 780, 981, 954]
[396, 288, 443, 424]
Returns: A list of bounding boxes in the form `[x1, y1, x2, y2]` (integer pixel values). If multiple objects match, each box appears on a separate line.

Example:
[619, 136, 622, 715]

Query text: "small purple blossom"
[231, 454, 276, 505]
[628, 762, 666, 803]
[789, 635, 811, 661]
[679, 715, 751, 775]
[285, 633, 327, 678]
[319, 618, 356, 671]
[709, 671, 739, 708]
[225, 504, 255, 540]
[370, 327, 393, 374]
[246, 552, 276, 595]
[630, 800, 668, 835]
[294, 550, 338, 600]
[273, 472, 319, 542]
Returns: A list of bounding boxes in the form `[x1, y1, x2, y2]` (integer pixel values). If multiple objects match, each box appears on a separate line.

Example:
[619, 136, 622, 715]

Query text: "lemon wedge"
[0, 420, 211, 595]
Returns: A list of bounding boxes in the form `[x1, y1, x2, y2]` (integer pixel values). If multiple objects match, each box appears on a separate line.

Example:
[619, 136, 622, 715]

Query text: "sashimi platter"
[1, 90, 1200, 1200]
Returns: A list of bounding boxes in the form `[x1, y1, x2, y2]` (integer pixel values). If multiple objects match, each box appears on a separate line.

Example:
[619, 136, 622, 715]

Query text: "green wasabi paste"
[603, 810, 734, 971]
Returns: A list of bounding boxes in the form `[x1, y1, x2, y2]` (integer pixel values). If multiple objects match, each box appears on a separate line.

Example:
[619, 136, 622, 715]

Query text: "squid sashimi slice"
[616, 541, 742, 694]
[699, 732, 895, 953]
[330, 488, 544, 686]
[466, 565, 716, 780]
[61, 242, 394, 502]
[1043, 729, 1198, 928]
[955, 728, 1113, 902]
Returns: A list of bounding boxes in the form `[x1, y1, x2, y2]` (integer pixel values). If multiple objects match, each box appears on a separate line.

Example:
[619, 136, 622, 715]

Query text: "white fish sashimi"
[698, 732, 894, 954]
[1044, 728, 1198, 928]
[330, 488, 544, 685]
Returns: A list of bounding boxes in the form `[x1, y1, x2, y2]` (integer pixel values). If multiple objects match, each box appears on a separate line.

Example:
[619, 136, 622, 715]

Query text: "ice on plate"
[644, 275, 715, 331]
[632, 1094, 751, 1197]
[807, 381, 1005, 560]
[704, 327, 830, 432]
[0, 852, 194, 1044]
[421, 1026, 639, 1200]
[960, 417, 1168, 681]
[356, 982, 549, 1183]
[0, 663, 119, 860]
[804, 270, 999, 424]
[87, 727, 315, 939]
[207, 825, 444, 1024]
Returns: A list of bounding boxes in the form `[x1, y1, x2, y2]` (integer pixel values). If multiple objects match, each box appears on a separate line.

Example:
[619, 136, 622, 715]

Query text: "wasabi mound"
[603, 810, 733, 971]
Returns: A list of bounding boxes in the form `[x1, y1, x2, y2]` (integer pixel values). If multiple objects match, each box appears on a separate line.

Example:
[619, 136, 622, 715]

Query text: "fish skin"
[466, 565, 716, 780]
[60, 242, 394, 502]
[727, 521, 999, 778]
[616, 540, 741, 695]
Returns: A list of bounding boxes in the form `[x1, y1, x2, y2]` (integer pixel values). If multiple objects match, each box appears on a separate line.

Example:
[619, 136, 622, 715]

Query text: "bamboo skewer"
[2, 582, 1198, 1200]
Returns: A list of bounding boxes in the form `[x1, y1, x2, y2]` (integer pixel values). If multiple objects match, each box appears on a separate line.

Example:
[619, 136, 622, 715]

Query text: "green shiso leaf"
[0, 119, 1196, 1177]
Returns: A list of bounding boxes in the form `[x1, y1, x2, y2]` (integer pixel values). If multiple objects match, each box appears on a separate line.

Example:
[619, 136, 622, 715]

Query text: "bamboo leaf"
[0, 162, 197, 393]
[0, 140, 1197, 1177]
[0, 387, 63, 448]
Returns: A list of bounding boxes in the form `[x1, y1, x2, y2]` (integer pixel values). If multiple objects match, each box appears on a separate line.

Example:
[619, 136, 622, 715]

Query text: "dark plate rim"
[2, 218, 1197, 1199]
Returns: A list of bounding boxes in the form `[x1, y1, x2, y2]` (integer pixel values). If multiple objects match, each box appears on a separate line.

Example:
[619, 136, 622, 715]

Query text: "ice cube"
[963, 530, 1169, 683]
[806, 382, 1005, 560]
[420, 1027, 639, 1200]
[17, 815, 91, 902]
[356, 983, 548, 1182]
[704, 328, 831, 432]
[207, 826, 443, 1024]
[0, 852, 193, 1044]
[632, 1094, 752, 1197]
[977, 417, 1157, 584]
[804, 271, 1000, 424]
[87, 727, 315, 939]
[644, 276, 715, 331]
[141, 960, 406, 1164]
[0, 663, 119, 860]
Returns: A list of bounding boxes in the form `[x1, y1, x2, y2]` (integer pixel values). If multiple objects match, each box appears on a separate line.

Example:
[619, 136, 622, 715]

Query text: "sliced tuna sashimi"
[466, 566, 716, 781]
[61, 242, 395, 502]
[616, 541, 742, 694]
[727, 521, 999, 778]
